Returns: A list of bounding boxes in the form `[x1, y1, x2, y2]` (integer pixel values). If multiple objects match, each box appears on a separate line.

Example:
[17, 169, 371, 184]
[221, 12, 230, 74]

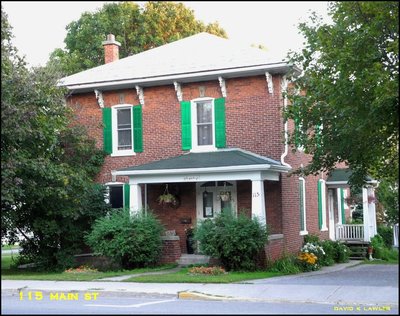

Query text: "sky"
[2, 1, 331, 67]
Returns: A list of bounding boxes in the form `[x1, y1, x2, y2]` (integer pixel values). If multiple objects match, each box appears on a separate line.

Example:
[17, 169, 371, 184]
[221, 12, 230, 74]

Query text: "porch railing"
[336, 224, 364, 241]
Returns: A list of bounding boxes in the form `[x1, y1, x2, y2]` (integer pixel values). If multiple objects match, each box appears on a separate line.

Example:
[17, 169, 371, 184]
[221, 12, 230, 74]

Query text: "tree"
[284, 1, 398, 187]
[376, 180, 399, 224]
[1, 9, 108, 269]
[49, 1, 227, 75]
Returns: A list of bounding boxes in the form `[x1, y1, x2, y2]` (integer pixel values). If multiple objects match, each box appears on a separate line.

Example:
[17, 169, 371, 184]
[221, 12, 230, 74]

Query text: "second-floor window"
[181, 97, 226, 152]
[102, 104, 143, 156]
[116, 107, 132, 151]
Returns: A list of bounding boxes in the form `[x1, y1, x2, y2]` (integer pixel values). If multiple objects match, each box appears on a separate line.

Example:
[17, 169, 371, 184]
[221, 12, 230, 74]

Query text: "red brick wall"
[159, 237, 181, 264]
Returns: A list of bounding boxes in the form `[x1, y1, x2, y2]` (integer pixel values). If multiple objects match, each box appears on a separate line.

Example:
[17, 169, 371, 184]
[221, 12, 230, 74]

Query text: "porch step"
[345, 241, 370, 260]
[177, 254, 210, 266]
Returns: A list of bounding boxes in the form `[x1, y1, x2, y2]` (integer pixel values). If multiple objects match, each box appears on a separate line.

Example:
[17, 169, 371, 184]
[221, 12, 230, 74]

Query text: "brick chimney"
[102, 34, 121, 64]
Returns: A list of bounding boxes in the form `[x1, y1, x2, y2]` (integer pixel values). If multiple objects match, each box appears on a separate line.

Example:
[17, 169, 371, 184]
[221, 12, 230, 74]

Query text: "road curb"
[177, 291, 232, 301]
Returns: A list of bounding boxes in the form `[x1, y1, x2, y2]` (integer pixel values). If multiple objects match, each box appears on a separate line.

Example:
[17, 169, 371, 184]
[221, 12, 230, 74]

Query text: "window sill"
[320, 227, 328, 232]
[190, 146, 217, 153]
[110, 152, 136, 157]
[299, 230, 309, 236]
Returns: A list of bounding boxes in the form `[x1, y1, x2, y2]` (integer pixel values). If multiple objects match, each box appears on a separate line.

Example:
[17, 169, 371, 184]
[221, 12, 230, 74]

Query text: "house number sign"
[252, 192, 260, 198]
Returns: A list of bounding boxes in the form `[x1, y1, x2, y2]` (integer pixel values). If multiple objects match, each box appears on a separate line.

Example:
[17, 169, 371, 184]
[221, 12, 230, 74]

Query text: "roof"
[115, 148, 289, 176]
[326, 168, 375, 183]
[58, 33, 295, 92]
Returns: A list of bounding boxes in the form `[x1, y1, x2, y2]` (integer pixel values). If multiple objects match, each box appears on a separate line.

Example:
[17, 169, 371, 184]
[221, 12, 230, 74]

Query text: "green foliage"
[269, 255, 301, 274]
[371, 234, 398, 261]
[85, 209, 164, 269]
[303, 234, 320, 244]
[376, 180, 399, 224]
[1, 9, 108, 270]
[285, 1, 399, 187]
[194, 211, 268, 271]
[377, 226, 394, 248]
[318, 240, 336, 266]
[49, 1, 227, 75]
[332, 242, 350, 263]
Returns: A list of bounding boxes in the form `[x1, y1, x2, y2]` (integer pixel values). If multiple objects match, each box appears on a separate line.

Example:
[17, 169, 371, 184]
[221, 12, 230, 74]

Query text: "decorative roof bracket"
[173, 81, 183, 102]
[135, 85, 145, 106]
[94, 89, 104, 108]
[281, 75, 288, 93]
[265, 72, 274, 94]
[218, 76, 227, 98]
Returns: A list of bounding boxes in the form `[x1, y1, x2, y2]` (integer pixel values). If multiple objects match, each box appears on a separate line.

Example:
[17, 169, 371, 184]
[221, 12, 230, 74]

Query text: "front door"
[328, 189, 335, 240]
[196, 181, 237, 222]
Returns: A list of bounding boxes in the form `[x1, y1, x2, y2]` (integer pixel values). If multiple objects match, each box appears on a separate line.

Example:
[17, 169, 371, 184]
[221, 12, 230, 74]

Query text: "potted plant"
[157, 184, 178, 206]
[157, 193, 177, 205]
[219, 191, 231, 202]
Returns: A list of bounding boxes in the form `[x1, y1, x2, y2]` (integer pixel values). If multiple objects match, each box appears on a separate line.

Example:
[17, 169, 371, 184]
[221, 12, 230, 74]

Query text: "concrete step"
[178, 254, 210, 266]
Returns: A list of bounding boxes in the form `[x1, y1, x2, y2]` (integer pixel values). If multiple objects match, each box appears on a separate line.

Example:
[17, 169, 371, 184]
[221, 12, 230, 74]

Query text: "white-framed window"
[191, 98, 216, 152]
[111, 104, 134, 157]
[104, 182, 125, 209]
[299, 177, 308, 235]
[318, 179, 328, 231]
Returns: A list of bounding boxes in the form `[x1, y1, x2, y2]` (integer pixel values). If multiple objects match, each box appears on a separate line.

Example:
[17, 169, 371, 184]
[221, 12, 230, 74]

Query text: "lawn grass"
[125, 267, 284, 283]
[361, 258, 398, 264]
[1, 244, 20, 251]
[1, 254, 177, 281]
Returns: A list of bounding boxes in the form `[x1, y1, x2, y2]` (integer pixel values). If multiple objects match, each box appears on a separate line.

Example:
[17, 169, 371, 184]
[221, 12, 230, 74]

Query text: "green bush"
[333, 241, 350, 263]
[194, 211, 268, 271]
[304, 234, 320, 244]
[377, 226, 393, 248]
[371, 234, 398, 261]
[269, 255, 301, 274]
[319, 240, 336, 266]
[85, 209, 164, 269]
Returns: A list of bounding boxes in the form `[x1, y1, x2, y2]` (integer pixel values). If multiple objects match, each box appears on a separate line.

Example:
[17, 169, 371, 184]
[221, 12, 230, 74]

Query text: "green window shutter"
[181, 101, 192, 150]
[133, 105, 143, 153]
[299, 180, 304, 231]
[340, 188, 345, 224]
[318, 181, 323, 230]
[102, 108, 112, 154]
[214, 97, 226, 148]
[124, 184, 130, 209]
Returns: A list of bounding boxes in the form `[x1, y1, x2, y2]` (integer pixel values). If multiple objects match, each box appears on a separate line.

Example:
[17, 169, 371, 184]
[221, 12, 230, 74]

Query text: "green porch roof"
[327, 168, 374, 183]
[118, 149, 283, 172]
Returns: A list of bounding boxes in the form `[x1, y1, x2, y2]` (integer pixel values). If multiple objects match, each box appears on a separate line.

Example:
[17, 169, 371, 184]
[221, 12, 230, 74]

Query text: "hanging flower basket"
[219, 191, 231, 202]
[158, 184, 178, 207]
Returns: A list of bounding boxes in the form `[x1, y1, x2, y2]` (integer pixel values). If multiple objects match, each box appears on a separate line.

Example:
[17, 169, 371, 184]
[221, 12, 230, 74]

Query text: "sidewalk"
[2, 261, 398, 306]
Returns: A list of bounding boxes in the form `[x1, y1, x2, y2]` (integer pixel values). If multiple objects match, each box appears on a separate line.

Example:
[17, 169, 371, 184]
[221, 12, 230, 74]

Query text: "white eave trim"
[113, 163, 289, 177]
[59, 63, 291, 91]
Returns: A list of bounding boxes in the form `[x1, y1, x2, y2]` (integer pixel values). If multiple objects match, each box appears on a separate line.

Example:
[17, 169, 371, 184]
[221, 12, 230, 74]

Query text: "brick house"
[59, 33, 377, 264]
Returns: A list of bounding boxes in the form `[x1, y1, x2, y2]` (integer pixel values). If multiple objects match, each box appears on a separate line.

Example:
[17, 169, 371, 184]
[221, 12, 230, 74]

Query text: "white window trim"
[299, 177, 308, 235]
[319, 179, 328, 231]
[111, 104, 136, 157]
[190, 97, 217, 153]
[104, 182, 125, 207]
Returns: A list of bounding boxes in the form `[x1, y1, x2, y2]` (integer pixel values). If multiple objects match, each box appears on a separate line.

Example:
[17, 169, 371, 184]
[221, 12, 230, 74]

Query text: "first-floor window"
[105, 183, 129, 209]
[318, 179, 328, 230]
[299, 177, 307, 234]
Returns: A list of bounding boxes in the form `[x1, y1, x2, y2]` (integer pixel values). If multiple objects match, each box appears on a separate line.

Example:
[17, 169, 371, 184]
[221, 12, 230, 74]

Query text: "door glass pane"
[203, 191, 214, 218]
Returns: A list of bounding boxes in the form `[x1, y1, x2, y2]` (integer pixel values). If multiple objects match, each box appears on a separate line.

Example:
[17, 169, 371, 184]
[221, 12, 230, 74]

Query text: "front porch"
[327, 169, 378, 243]
[113, 149, 289, 262]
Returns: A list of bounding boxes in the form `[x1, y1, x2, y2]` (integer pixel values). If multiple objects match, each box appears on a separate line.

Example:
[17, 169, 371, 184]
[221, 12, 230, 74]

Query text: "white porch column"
[368, 187, 377, 237]
[130, 183, 142, 216]
[337, 188, 343, 224]
[362, 187, 370, 242]
[251, 180, 266, 225]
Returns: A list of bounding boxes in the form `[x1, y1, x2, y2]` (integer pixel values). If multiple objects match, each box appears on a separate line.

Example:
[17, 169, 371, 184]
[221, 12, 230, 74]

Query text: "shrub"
[371, 234, 398, 261]
[85, 209, 164, 269]
[319, 240, 336, 266]
[377, 226, 393, 248]
[304, 234, 320, 244]
[269, 255, 301, 274]
[332, 241, 350, 263]
[194, 211, 268, 271]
